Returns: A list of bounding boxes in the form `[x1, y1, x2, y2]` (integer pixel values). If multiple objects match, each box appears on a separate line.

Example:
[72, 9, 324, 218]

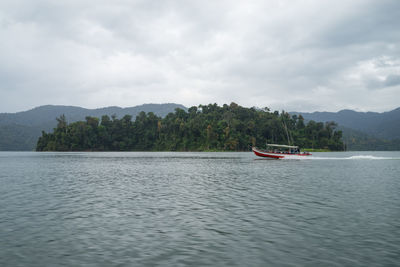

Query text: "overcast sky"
[1, 0, 399, 113]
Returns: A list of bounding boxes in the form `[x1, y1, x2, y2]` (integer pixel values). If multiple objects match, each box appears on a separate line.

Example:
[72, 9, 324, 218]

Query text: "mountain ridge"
[0, 103, 187, 126]
[0, 103, 187, 150]
[290, 107, 400, 140]
[1, 104, 399, 151]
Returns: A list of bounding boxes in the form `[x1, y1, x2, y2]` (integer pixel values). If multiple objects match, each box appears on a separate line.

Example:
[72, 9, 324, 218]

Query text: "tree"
[36, 103, 345, 152]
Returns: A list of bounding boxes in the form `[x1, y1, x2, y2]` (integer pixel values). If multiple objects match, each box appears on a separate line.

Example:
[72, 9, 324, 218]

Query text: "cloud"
[384, 75, 400, 87]
[341, 56, 400, 91]
[0, 0, 399, 113]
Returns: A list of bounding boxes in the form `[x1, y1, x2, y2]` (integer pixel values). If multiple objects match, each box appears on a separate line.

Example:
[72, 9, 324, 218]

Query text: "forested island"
[36, 103, 344, 151]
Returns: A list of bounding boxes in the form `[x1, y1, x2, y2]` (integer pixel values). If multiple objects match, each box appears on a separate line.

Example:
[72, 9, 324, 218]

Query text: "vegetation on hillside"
[36, 103, 344, 151]
[292, 107, 400, 140]
[341, 126, 400, 151]
[0, 103, 185, 151]
[0, 124, 41, 151]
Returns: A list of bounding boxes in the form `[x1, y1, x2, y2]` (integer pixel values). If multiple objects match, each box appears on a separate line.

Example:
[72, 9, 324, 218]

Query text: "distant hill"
[339, 126, 400, 151]
[290, 107, 400, 150]
[0, 103, 186, 151]
[291, 108, 400, 140]
[2, 104, 399, 151]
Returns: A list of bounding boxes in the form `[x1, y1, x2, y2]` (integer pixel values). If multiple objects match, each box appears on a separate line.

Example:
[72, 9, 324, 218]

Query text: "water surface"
[1, 151, 399, 266]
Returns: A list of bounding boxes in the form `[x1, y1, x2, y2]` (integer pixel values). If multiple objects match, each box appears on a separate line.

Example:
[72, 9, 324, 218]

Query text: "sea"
[1, 151, 399, 266]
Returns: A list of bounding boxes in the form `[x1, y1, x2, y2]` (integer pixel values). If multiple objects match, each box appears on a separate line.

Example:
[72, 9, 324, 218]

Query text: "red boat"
[252, 144, 311, 159]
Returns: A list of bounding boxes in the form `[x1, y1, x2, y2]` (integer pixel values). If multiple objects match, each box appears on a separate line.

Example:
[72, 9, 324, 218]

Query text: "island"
[36, 103, 344, 151]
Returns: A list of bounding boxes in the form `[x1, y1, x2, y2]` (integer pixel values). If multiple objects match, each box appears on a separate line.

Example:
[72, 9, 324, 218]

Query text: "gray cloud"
[0, 0, 399, 113]
[384, 75, 400, 87]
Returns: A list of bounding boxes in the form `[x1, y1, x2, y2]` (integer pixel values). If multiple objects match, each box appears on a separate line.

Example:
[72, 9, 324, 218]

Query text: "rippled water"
[1, 151, 399, 266]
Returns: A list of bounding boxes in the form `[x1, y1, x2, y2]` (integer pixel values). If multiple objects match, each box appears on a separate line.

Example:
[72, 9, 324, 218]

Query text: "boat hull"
[252, 147, 311, 159]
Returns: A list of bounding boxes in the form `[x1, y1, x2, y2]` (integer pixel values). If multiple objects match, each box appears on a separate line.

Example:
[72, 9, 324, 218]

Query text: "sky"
[0, 0, 399, 113]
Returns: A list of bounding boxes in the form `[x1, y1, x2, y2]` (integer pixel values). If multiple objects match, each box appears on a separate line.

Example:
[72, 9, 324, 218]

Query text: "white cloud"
[0, 0, 399, 112]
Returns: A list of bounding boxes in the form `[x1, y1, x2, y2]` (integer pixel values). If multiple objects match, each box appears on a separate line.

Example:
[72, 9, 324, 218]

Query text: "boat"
[252, 144, 312, 159]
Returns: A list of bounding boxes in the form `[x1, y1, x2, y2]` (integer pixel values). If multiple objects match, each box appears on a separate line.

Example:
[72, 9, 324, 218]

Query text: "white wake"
[286, 155, 399, 160]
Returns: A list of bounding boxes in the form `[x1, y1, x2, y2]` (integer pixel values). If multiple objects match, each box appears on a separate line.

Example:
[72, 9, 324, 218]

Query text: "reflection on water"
[0, 151, 399, 266]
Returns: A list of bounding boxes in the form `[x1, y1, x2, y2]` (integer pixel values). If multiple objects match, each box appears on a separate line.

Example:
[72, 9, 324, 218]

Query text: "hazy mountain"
[339, 126, 400, 151]
[291, 107, 400, 140]
[0, 103, 186, 151]
[0, 103, 187, 127]
[2, 104, 399, 151]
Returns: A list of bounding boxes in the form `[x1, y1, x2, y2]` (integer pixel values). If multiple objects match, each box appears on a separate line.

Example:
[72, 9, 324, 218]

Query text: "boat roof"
[266, 144, 299, 149]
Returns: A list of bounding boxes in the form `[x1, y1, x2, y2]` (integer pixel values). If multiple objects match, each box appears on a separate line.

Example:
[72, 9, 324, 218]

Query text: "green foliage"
[0, 124, 40, 151]
[36, 104, 345, 151]
[341, 126, 400, 151]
